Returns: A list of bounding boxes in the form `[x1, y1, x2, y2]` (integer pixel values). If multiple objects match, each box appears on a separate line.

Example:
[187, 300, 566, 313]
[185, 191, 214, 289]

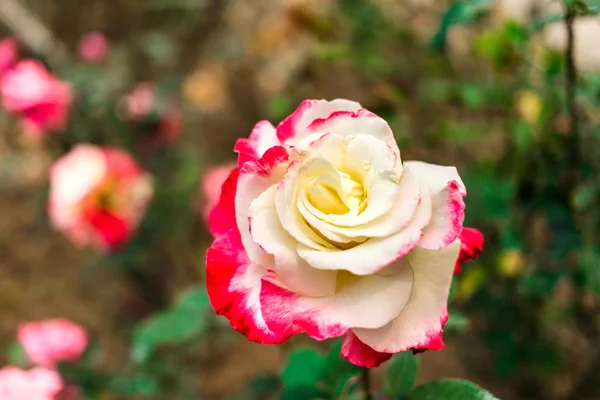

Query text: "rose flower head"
[0, 60, 72, 138]
[0, 366, 63, 400]
[48, 144, 153, 251]
[78, 31, 109, 63]
[205, 99, 484, 367]
[17, 319, 88, 367]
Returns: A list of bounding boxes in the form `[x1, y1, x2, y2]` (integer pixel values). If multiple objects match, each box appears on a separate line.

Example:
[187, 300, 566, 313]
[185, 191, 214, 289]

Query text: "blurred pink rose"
[0, 366, 63, 400]
[200, 162, 236, 222]
[0, 37, 17, 73]
[17, 319, 88, 367]
[48, 144, 153, 251]
[1, 60, 72, 137]
[122, 82, 155, 120]
[78, 31, 109, 63]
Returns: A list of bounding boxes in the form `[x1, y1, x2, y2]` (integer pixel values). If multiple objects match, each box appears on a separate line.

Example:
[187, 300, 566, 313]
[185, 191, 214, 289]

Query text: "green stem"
[361, 367, 372, 400]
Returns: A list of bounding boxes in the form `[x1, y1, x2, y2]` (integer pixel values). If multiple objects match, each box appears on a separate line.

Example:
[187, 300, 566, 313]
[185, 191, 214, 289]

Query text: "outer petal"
[454, 227, 484, 274]
[236, 146, 290, 265]
[258, 265, 414, 340]
[208, 168, 239, 237]
[249, 185, 338, 297]
[276, 99, 362, 144]
[341, 330, 392, 368]
[405, 161, 466, 250]
[206, 227, 287, 344]
[305, 108, 400, 156]
[353, 240, 460, 353]
[234, 120, 279, 167]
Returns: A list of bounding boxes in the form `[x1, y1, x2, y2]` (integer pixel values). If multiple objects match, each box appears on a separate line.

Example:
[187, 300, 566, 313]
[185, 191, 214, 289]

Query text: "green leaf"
[407, 379, 498, 400]
[322, 339, 361, 398]
[281, 348, 325, 388]
[7, 342, 28, 367]
[279, 385, 327, 400]
[131, 286, 210, 364]
[384, 351, 418, 398]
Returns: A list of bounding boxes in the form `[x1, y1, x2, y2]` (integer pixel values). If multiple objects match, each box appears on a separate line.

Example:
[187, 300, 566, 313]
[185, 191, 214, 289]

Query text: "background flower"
[78, 31, 109, 63]
[48, 144, 153, 251]
[0, 367, 63, 400]
[17, 319, 88, 367]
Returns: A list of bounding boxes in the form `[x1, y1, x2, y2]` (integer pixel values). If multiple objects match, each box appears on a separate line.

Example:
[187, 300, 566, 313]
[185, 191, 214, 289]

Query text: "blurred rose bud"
[0, 366, 63, 400]
[454, 227, 485, 274]
[0, 60, 72, 138]
[78, 31, 109, 63]
[199, 162, 236, 222]
[17, 319, 88, 367]
[0, 37, 17, 73]
[48, 144, 153, 251]
[121, 82, 155, 120]
[497, 248, 525, 277]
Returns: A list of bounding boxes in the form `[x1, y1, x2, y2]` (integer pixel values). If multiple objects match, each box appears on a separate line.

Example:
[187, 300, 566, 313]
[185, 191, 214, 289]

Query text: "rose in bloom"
[454, 227, 484, 274]
[206, 99, 482, 367]
[48, 144, 153, 251]
[17, 319, 88, 367]
[0, 367, 63, 400]
[121, 82, 155, 121]
[78, 31, 109, 63]
[0, 60, 72, 138]
[0, 37, 17, 73]
[199, 162, 236, 222]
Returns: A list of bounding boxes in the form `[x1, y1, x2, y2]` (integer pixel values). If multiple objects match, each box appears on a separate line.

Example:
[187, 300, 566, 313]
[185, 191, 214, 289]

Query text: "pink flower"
[78, 31, 109, 63]
[1, 60, 72, 137]
[0, 37, 17, 73]
[48, 144, 153, 251]
[205, 99, 478, 367]
[200, 162, 236, 222]
[0, 366, 63, 400]
[454, 227, 484, 274]
[17, 319, 88, 367]
[122, 82, 155, 120]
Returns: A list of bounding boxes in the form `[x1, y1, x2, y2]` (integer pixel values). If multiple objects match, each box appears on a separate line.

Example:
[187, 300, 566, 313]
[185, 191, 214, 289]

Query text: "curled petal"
[234, 120, 279, 167]
[353, 240, 460, 353]
[277, 99, 361, 144]
[341, 330, 392, 368]
[454, 227, 484, 274]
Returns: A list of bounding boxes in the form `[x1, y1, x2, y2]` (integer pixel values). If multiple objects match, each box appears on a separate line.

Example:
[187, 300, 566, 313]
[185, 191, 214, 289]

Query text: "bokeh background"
[1, 0, 600, 399]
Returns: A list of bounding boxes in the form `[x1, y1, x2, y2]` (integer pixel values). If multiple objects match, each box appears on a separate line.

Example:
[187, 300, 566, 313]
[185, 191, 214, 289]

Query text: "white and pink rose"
[205, 99, 483, 367]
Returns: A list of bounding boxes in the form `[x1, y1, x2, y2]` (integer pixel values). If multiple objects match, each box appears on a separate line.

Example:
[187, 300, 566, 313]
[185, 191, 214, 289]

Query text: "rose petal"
[249, 185, 337, 297]
[234, 120, 279, 167]
[208, 168, 239, 237]
[277, 99, 361, 144]
[341, 330, 392, 368]
[258, 264, 414, 340]
[206, 227, 287, 344]
[353, 240, 460, 353]
[405, 161, 466, 250]
[454, 227, 484, 274]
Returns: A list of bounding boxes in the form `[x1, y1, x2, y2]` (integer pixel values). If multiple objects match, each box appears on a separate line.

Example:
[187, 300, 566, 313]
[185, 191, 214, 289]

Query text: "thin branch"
[0, 0, 67, 66]
[361, 367, 372, 400]
[564, 2, 579, 163]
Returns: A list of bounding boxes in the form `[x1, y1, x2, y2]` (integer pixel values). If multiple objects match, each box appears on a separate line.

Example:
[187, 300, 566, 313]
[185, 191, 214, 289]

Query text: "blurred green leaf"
[131, 285, 210, 364]
[431, 0, 494, 49]
[407, 379, 498, 400]
[384, 351, 418, 398]
[445, 312, 471, 333]
[7, 342, 27, 367]
[323, 340, 361, 398]
[282, 348, 326, 388]
[279, 385, 327, 400]
[268, 95, 294, 120]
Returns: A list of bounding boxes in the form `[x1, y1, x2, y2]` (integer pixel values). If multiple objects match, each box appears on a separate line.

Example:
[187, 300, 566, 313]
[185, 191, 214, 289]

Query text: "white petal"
[353, 240, 460, 353]
[249, 185, 337, 297]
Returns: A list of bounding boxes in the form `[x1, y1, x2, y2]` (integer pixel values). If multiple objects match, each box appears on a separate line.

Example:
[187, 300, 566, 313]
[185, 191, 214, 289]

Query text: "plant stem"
[361, 367, 372, 400]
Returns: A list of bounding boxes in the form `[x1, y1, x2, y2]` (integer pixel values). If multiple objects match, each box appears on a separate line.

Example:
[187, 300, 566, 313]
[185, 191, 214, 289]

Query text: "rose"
[0, 367, 63, 400]
[1, 60, 72, 138]
[0, 37, 17, 73]
[206, 99, 482, 367]
[78, 31, 109, 63]
[48, 144, 153, 251]
[17, 319, 88, 367]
